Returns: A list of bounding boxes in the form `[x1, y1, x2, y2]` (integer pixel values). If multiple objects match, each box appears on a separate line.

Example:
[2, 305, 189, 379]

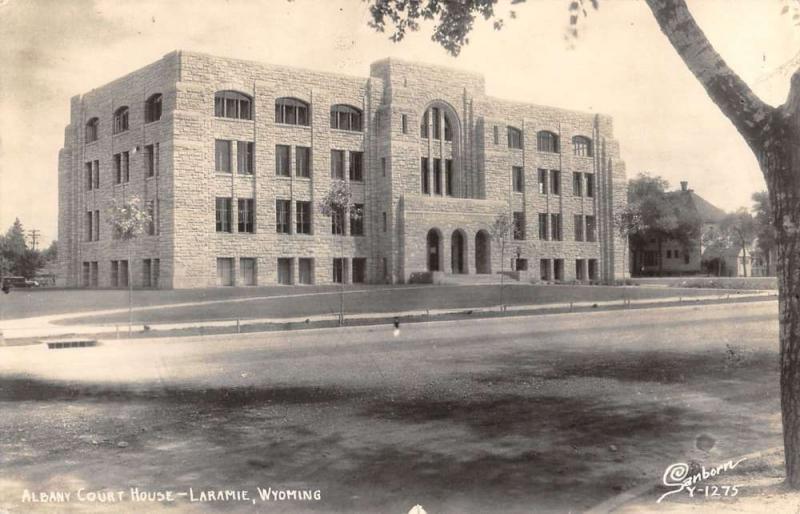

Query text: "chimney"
[680, 181, 688, 192]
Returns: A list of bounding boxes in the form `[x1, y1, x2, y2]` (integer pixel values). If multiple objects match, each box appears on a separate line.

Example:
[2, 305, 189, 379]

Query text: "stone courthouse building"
[57, 51, 627, 289]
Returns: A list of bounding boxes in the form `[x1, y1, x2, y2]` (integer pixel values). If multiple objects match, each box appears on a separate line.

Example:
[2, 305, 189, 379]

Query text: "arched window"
[507, 126, 523, 149]
[215, 91, 252, 120]
[330, 104, 362, 131]
[145, 93, 163, 123]
[537, 130, 560, 153]
[420, 107, 453, 141]
[113, 106, 129, 134]
[572, 135, 593, 157]
[275, 97, 309, 126]
[85, 117, 99, 143]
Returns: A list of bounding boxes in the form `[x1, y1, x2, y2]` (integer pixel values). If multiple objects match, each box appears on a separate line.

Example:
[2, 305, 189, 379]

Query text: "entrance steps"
[435, 272, 522, 285]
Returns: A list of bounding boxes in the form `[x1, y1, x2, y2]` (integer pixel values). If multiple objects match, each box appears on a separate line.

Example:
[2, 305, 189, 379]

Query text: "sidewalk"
[0, 290, 776, 342]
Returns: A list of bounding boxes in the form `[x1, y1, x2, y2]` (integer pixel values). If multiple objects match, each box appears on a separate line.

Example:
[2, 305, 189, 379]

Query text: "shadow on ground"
[0, 344, 783, 513]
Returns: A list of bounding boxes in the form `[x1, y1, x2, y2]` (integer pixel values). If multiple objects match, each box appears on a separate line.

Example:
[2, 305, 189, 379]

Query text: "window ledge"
[213, 117, 253, 123]
[144, 119, 163, 126]
[275, 123, 311, 129]
[330, 128, 364, 134]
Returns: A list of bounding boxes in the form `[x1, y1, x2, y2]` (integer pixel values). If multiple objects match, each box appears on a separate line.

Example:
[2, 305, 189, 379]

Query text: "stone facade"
[57, 51, 627, 289]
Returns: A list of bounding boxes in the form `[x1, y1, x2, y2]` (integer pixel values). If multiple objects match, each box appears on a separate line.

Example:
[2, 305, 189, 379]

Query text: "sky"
[1, 0, 798, 246]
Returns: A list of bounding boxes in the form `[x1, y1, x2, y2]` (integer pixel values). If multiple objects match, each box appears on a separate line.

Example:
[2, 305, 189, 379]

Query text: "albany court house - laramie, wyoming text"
[57, 50, 627, 289]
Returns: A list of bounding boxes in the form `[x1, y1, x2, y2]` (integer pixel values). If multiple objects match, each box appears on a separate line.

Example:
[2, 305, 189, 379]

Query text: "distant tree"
[0, 218, 44, 279]
[613, 207, 643, 280]
[622, 174, 700, 276]
[721, 208, 757, 277]
[318, 180, 361, 325]
[41, 240, 58, 263]
[752, 191, 776, 276]
[489, 212, 513, 310]
[107, 197, 151, 335]
[4, 218, 27, 257]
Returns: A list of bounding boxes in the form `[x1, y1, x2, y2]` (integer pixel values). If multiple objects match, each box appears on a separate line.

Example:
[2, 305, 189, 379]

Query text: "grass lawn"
[0, 303, 783, 513]
[46, 284, 765, 326]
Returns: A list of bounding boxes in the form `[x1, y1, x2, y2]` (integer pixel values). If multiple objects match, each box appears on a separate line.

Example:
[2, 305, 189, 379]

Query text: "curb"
[585, 446, 783, 513]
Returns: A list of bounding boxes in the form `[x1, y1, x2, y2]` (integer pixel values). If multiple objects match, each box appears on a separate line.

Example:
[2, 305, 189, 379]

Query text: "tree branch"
[643, 0, 775, 153]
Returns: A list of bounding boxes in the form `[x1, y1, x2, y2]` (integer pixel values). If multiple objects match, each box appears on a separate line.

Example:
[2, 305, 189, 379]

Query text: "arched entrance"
[427, 229, 442, 272]
[475, 230, 491, 274]
[451, 230, 466, 274]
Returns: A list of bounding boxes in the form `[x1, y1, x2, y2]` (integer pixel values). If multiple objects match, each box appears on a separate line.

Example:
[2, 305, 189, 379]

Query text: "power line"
[28, 229, 40, 251]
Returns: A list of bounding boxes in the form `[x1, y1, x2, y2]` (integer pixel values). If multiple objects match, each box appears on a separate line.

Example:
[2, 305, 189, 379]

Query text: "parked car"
[1, 276, 39, 292]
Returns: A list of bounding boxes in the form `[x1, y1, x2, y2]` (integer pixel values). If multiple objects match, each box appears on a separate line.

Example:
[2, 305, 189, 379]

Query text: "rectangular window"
[119, 260, 129, 288]
[421, 157, 430, 194]
[576, 259, 585, 281]
[215, 197, 232, 232]
[551, 213, 562, 241]
[433, 158, 442, 195]
[111, 260, 119, 288]
[113, 153, 121, 184]
[540, 259, 551, 281]
[350, 204, 364, 236]
[333, 258, 346, 284]
[554, 259, 564, 281]
[508, 128, 523, 149]
[90, 261, 98, 287]
[401, 114, 408, 134]
[217, 258, 234, 286]
[152, 259, 160, 288]
[143, 259, 152, 288]
[586, 215, 597, 242]
[382, 211, 387, 232]
[588, 259, 598, 281]
[512, 166, 524, 193]
[298, 258, 314, 285]
[573, 172, 583, 196]
[86, 211, 93, 241]
[538, 213, 549, 240]
[352, 258, 366, 284]
[331, 150, 345, 179]
[93, 210, 99, 241]
[493, 125, 499, 145]
[586, 173, 595, 197]
[349, 151, 364, 182]
[82, 262, 90, 287]
[296, 201, 312, 234]
[122, 151, 130, 183]
[381, 157, 387, 177]
[238, 198, 255, 233]
[275, 144, 291, 176]
[513, 212, 525, 240]
[296, 146, 310, 177]
[146, 200, 156, 235]
[330, 205, 345, 235]
[93, 160, 99, 189]
[276, 199, 291, 234]
[215, 140, 231, 173]
[237, 141, 254, 174]
[445, 159, 453, 196]
[145, 144, 155, 177]
[240, 258, 256, 286]
[538, 169, 547, 194]
[574, 214, 584, 242]
[550, 170, 560, 195]
[85, 162, 93, 190]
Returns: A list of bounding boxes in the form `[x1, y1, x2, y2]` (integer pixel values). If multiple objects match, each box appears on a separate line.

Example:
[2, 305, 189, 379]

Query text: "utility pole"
[28, 229, 40, 251]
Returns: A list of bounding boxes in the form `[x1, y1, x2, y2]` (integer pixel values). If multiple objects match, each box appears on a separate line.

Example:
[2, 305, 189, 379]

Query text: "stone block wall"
[58, 51, 627, 288]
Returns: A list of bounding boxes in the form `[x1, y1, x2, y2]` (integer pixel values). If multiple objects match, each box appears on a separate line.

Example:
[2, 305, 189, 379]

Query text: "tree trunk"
[742, 245, 748, 277]
[644, 0, 800, 486]
[657, 237, 663, 277]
